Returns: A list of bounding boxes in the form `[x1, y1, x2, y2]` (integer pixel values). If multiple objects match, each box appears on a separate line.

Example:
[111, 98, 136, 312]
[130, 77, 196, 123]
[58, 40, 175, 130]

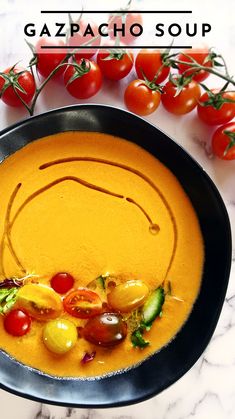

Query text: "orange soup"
[0, 131, 204, 377]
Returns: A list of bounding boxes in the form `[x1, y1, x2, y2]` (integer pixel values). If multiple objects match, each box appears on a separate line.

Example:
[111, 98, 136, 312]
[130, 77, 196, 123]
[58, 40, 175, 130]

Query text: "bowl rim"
[0, 104, 232, 407]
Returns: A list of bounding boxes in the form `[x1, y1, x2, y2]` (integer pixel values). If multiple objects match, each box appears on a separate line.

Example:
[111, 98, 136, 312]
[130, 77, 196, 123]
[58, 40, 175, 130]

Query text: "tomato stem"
[223, 135, 235, 157]
[168, 55, 235, 87]
[12, 85, 33, 115]
[30, 54, 72, 115]
[3, 36, 234, 116]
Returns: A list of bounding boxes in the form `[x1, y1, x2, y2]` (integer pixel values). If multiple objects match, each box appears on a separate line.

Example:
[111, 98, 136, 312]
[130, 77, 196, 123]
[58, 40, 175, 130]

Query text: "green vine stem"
[175, 60, 234, 86]
[1, 12, 234, 116]
[19, 12, 120, 116]
[167, 53, 235, 87]
[12, 57, 71, 116]
[10, 49, 235, 116]
[29, 57, 71, 116]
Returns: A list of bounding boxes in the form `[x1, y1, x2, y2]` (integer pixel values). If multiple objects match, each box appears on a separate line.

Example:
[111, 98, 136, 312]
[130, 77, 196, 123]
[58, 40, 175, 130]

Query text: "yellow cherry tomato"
[43, 319, 78, 354]
[16, 284, 63, 321]
[107, 280, 149, 313]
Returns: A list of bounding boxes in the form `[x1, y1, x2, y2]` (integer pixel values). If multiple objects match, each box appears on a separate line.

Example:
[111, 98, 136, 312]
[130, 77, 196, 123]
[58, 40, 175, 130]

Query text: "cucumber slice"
[87, 275, 106, 290]
[142, 286, 165, 326]
[96, 275, 106, 290]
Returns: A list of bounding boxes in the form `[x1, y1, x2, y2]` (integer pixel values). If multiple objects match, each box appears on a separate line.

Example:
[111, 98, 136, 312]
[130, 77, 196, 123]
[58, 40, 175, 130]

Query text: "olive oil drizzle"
[0, 183, 26, 277]
[10, 175, 155, 231]
[125, 197, 152, 224]
[40, 157, 178, 280]
[3, 175, 157, 275]
[0, 156, 177, 281]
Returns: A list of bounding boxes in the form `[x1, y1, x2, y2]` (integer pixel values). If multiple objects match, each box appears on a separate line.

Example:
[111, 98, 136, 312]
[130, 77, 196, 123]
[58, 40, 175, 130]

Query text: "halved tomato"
[63, 288, 102, 319]
[16, 284, 63, 321]
[107, 280, 149, 312]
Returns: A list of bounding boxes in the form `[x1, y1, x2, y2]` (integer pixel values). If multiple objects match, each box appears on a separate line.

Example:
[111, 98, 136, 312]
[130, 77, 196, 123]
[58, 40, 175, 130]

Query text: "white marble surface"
[0, 1, 235, 418]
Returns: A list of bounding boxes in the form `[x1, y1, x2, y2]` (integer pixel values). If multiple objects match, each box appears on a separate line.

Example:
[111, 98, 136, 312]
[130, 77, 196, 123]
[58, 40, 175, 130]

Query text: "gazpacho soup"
[0, 131, 204, 378]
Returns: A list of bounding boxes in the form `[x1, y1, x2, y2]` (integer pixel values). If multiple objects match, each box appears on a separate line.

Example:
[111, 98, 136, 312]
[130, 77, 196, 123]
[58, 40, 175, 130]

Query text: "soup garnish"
[0, 273, 167, 353]
[0, 131, 204, 376]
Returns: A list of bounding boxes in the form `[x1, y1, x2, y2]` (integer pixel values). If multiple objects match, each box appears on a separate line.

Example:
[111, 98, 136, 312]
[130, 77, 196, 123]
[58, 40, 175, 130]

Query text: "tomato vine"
[0, 9, 234, 118]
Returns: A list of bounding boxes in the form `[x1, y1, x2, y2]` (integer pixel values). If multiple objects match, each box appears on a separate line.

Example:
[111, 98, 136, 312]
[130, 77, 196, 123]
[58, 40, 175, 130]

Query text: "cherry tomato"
[0, 67, 36, 107]
[124, 79, 161, 116]
[68, 19, 101, 59]
[197, 90, 235, 125]
[178, 48, 212, 82]
[162, 79, 201, 115]
[64, 59, 102, 99]
[35, 37, 67, 79]
[50, 272, 74, 294]
[16, 284, 63, 321]
[83, 312, 127, 347]
[135, 49, 170, 84]
[63, 288, 103, 319]
[108, 13, 143, 45]
[43, 319, 77, 354]
[97, 50, 133, 81]
[4, 309, 31, 336]
[107, 280, 149, 312]
[212, 122, 235, 160]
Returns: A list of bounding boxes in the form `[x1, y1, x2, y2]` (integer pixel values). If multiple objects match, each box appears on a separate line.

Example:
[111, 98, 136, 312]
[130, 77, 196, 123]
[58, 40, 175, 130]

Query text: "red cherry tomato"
[212, 122, 235, 160]
[197, 90, 235, 125]
[68, 19, 101, 59]
[108, 12, 143, 45]
[4, 309, 31, 336]
[35, 37, 67, 79]
[63, 288, 103, 319]
[162, 79, 201, 115]
[50, 272, 74, 294]
[135, 49, 170, 84]
[0, 67, 36, 107]
[178, 48, 212, 82]
[97, 50, 133, 80]
[83, 312, 127, 347]
[64, 58, 102, 99]
[124, 79, 161, 116]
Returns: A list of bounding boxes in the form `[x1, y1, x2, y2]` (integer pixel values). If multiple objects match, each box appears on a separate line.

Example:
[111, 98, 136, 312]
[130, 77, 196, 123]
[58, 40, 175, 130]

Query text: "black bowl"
[0, 105, 231, 407]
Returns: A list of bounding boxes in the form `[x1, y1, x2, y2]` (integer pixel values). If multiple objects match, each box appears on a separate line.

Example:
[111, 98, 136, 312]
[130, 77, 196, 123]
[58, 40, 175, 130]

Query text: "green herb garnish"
[131, 328, 149, 349]
[130, 286, 166, 348]
[0, 287, 19, 315]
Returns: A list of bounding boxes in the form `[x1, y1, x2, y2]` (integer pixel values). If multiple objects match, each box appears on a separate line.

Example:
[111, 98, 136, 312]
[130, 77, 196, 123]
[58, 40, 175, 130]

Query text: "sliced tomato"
[107, 280, 149, 312]
[16, 284, 63, 321]
[63, 288, 102, 319]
